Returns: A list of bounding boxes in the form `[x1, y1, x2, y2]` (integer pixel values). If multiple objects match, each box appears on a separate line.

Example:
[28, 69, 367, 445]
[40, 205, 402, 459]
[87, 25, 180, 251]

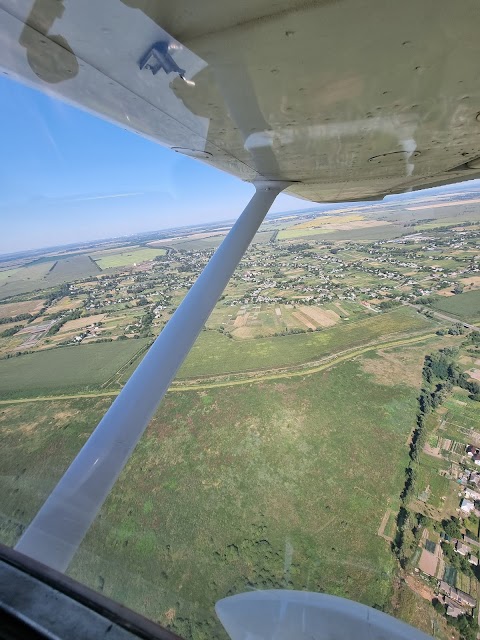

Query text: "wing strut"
[15, 180, 290, 572]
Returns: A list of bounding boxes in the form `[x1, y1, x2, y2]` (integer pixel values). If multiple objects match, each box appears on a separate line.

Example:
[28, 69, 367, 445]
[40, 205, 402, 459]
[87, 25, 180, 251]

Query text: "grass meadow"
[0, 256, 100, 300]
[432, 289, 480, 322]
[176, 307, 432, 379]
[0, 359, 417, 637]
[93, 248, 167, 269]
[0, 339, 150, 398]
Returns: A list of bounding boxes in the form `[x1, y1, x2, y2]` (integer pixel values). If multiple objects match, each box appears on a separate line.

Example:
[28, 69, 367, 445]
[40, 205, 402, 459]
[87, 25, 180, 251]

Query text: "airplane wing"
[1, 0, 480, 203]
[0, 4, 475, 637]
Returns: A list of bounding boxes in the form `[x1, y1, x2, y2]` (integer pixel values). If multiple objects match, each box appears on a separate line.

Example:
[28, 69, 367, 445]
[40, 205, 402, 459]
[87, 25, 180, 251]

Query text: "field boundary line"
[175, 328, 434, 384]
[0, 331, 436, 405]
[100, 341, 152, 389]
[377, 509, 394, 542]
[172, 330, 436, 390]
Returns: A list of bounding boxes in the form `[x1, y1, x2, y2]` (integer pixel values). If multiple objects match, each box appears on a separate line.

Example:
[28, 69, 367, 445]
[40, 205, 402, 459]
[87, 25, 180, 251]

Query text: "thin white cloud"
[70, 192, 144, 202]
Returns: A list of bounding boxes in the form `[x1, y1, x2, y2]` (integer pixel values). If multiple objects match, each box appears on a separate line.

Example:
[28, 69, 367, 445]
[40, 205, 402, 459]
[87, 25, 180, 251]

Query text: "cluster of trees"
[433, 601, 479, 640]
[0, 349, 35, 360]
[0, 313, 32, 325]
[393, 348, 480, 638]
[441, 516, 462, 538]
[127, 284, 147, 294]
[138, 310, 155, 337]
[176, 264, 195, 272]
[465, 331, 480, 345]
[394, 351, 457, 566]
[436, 322, 468, 336]
[423, 349, 480, 401]
[449, 614, 478, 640]
[394, 507, 427, 569]
[47, 309, 82, 336]
[440, 536, 476, 577]
[285, 243, 311, 253]
[0, 325, 22, 338]
[272, 327, 309, 337]
[379, 300, 400, 310]
[45, 283, 70, 304]
[415, 295, 437, 305]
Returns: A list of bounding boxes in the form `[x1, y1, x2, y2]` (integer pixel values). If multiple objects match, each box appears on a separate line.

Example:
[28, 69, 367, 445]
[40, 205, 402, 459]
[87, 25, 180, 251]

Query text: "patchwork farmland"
[1, 189, 480, 638]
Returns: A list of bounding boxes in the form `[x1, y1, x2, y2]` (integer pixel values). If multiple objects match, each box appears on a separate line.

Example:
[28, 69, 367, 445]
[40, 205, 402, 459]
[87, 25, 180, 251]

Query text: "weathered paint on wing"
[1, 0, 480, 201]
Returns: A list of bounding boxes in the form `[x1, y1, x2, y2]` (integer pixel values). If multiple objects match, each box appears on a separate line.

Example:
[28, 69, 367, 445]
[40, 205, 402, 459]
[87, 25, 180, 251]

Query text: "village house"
[439, 581, 477, 610]
[466, 445, 480, 465]
[460, 499, 475, 515]
[464, 534, 480, 549]
[444, 596, 464, 618]
[464, 488, 480, 501]
[455, 541, 471, 556]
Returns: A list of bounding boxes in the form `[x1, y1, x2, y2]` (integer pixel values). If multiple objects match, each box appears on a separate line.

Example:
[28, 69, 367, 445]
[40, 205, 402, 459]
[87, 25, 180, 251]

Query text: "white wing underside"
[1, 0, 480, 203]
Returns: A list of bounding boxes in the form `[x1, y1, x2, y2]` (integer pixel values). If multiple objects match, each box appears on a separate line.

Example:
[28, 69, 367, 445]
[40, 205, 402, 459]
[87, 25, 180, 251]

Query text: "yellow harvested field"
[234, 311, 249, 328]
[47, 296, 84, 314]
[293, 214, 363, 230]
[292, 311, 316, 330]
[232, 326, 256, 339]
[461, 275, 480, 290]
[406, 197, 480, 211]
[299, 306, 340, 327]
[322, 220, 388, 231]
[0, 299, 44, 318]
[59, 314, 106, 333]
[437, 288, 455, 297]
[278, 219, 389, 240]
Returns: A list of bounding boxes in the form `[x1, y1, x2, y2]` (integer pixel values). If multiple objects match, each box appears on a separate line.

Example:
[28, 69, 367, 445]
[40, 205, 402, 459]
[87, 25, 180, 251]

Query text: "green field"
[0, 267, 21, 282]
[170, 237, 226, 251]
[204, 301, 370, 339]
[415, 455, 450, 508]
[442, 392, 480, 439]
[174, 307, 432, 379]
[168, 230, 273, 252]
[431, 289, 480, 322]
[0, 263, 52, 297]
[277, 224, 400, 242]
[0, 359, 417, 636]
[93, 248, 166, 269]
[411, 207, 480, 231]
[0, 256, 101, 300]
[0, 307, 430, 398]
[48, 255, 101, 280]
[278, 226, 337, 239]
[0, 340, 150, 398]
[3, 194, 480, 639]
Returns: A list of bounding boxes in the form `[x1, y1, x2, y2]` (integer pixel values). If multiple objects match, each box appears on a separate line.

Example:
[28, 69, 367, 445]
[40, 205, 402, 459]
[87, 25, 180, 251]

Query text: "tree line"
[394, 349, 460, 565]
[393, 347, 479, 639]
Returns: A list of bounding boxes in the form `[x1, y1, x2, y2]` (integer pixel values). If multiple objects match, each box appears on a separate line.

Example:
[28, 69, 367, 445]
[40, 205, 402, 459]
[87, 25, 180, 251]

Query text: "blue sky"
[0, 75, 303, 254]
